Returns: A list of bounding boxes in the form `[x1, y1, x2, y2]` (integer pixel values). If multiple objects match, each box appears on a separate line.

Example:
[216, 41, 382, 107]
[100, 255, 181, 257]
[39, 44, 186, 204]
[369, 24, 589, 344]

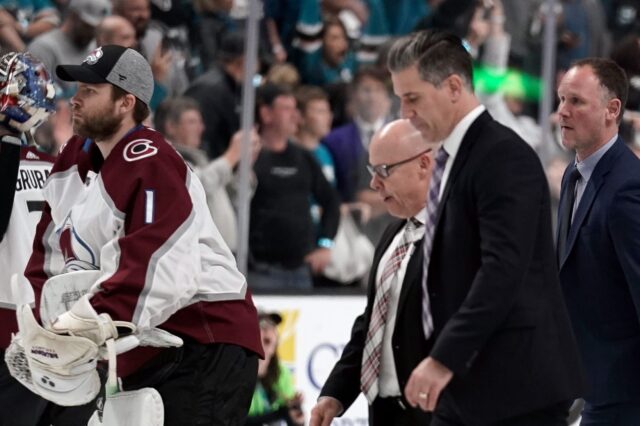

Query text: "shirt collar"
[574, 134, 617, 182]
[441, 105, 485, 158]
[412, 207, 427, 226]
[355, 116, 386, 135]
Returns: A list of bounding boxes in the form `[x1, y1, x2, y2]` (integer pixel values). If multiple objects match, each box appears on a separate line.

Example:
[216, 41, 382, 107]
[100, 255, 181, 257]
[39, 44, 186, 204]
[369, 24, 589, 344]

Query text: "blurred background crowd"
[2, 0, 639, 293]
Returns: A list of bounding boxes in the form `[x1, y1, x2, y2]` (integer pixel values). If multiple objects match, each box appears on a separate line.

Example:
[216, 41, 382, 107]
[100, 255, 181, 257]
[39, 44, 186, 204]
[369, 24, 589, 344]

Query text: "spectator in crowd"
[112, 0, 186, 109]
[610, 33, 640, 148]
[468, 0, 546, 156]
[193, 0, 236, 72]
[606, 0, 640, 42]
[310, 119, 435, 425]
[294, 85, 335, 183]
[296, 15, 358, 86]
[156, 96, 260, 252]
[111, 0, 148, 40]
[295, 85, 372, 286]
[94, 14, 136, 48]
[247, 310, 304, 426]
[265, 0, 368, 65]
[265, 62, 301, 90]
[322, 66, 393, 244]
[24, 45, 263, 424]
[323, 67, 391, 202]
[386, 29, 584, 424]
[556, 57, 640, 424]
[27, 0, 110, 98]
[184, 30, 246, 159]
[249, 84, 340, 291]
[0, 0, 60, 52]
[95, 14, 176, 120]
[527, 0, 610, 76]
[156, 96, 208, 166]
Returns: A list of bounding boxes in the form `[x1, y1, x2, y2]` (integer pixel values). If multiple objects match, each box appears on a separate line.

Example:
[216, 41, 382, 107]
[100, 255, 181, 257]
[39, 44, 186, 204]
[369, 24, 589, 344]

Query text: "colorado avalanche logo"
[58, 217, 98, 272]
[123, 138, 158, 162]
[83, 47, 103, 65]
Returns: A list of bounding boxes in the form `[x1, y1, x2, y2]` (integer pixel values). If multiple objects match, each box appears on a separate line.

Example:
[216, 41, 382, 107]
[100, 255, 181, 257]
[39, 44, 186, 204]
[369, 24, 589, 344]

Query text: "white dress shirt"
[439, 105, 486, 198]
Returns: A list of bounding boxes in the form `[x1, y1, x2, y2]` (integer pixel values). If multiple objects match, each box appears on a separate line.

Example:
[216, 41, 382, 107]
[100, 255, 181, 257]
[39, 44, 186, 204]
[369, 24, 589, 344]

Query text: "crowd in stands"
[2, 0, 640, 294]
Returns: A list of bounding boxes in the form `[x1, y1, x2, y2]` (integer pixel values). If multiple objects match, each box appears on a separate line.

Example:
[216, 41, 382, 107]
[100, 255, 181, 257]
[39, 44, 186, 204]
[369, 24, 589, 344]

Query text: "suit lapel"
[433, 111, 491, 231]
[559, 138, 624, 268]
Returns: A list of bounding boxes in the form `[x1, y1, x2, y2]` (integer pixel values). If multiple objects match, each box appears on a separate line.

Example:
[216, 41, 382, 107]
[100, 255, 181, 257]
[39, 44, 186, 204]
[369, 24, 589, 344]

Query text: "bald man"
[311, 119, 435, 426]
[95, 15, 136, 48]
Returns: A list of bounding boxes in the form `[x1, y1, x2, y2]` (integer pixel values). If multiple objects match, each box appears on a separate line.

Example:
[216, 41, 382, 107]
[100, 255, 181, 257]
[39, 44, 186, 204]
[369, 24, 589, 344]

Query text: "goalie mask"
[0, 52, 55, 134]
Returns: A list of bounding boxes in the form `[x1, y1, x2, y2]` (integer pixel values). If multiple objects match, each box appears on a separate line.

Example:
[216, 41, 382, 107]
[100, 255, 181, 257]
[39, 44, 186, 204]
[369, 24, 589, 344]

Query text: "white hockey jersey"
[24, 127, 262, 374]
[0, 146, 54, 349]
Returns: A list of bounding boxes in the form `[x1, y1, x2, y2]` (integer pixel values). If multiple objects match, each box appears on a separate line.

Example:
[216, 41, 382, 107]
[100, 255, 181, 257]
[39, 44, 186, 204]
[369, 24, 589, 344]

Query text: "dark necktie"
[557, 166, 581, 263]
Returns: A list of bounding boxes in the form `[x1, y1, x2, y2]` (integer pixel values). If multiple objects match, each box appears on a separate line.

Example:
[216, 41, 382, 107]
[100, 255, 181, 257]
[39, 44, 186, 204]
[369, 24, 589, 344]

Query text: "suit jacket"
[320, 219, 431, 424]
[425, 111, 584, 424]
[321, 122, 364, 202]
[558, 138, 640, 405]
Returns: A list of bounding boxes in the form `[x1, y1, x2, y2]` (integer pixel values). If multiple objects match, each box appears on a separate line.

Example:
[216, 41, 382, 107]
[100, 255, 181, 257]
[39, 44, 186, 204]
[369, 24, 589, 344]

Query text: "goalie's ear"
[14, 304, 102, 406]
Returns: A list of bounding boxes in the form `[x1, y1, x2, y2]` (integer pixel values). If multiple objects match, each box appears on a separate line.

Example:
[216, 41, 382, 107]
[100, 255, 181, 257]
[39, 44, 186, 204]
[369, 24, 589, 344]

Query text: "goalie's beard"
[73, 105, 125, 142]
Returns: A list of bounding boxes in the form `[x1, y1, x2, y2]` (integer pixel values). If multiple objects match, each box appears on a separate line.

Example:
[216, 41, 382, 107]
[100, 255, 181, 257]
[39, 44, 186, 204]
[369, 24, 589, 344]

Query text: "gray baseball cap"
[56, 45, 153, 107]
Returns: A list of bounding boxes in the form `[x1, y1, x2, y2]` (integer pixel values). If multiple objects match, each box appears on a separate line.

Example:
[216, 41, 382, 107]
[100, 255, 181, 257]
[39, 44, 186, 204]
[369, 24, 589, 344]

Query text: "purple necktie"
[422, 147, 449, 339]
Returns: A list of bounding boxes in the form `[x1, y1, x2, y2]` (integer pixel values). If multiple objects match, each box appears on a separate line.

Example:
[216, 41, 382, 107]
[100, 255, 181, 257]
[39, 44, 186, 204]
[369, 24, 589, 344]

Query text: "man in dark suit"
[556, 57, 640, 424]
[385, 30, 585, 425]
[310, 118, 437, 425]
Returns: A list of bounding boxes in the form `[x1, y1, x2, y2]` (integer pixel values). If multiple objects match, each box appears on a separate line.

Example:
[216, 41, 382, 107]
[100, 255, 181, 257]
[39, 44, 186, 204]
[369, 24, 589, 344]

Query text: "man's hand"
[223, 128, 261, 168]
[310, 396, 343, 426]
[404, 356, 453, 412]
[150, 44, 172, 84]
[304, 248, 332, 275]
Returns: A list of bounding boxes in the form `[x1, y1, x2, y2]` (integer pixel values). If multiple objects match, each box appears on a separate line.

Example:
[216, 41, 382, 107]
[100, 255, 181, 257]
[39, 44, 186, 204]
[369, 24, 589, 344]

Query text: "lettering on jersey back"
[15, 168, 50, 192]
[123, 138, 158, 162]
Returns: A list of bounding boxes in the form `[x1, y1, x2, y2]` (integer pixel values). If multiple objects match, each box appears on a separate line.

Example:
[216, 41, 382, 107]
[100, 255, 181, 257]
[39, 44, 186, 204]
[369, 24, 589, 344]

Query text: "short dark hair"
[111, 85, 150, 124]
[321, 15, 349, 42]
[255, 83, 293, 125]
[387, 30, 474, 90]
[218, 31, 245, 64]
[155, 96, 201, 134]
[573, 57, 629, 124]
[352, 65, 388, 89]
[295, 85, 328, 114]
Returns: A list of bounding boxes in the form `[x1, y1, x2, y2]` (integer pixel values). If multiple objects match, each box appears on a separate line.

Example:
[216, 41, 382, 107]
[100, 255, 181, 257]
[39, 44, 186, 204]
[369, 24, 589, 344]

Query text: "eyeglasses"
[367, 148, 432, 179]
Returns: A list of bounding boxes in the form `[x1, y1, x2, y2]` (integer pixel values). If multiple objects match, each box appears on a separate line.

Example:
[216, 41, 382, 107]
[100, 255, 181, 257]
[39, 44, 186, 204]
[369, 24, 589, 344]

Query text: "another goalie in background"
[0, 52, 93, 425]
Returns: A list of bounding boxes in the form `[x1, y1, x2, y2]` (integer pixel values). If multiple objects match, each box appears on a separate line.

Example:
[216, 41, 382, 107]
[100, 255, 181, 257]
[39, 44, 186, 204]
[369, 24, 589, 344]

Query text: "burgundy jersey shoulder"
[50, 136, 95, 177]
[99, 126, 192, 214]
[19, 146, 55, 164]
[105, 127, 187, 179]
